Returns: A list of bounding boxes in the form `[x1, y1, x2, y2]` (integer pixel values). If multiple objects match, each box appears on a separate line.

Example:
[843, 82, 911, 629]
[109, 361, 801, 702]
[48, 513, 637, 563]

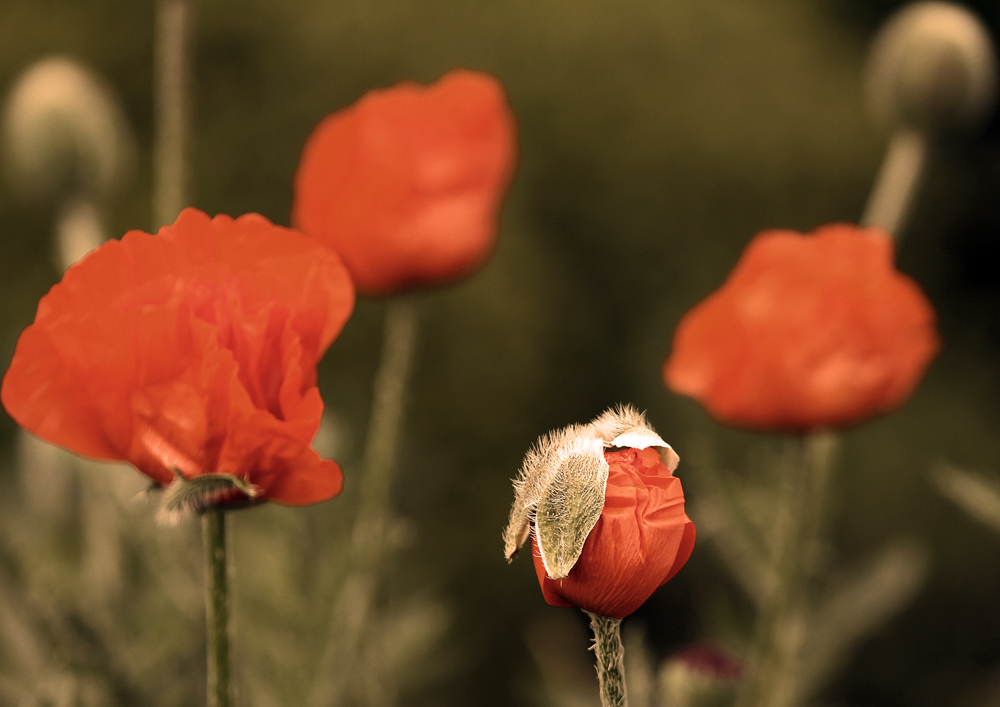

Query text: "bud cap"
[503, 405, 678, 579]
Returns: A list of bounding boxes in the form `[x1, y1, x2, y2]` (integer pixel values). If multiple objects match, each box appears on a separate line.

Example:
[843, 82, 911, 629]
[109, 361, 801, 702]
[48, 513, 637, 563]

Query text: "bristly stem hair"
[587, 611, 629, 707]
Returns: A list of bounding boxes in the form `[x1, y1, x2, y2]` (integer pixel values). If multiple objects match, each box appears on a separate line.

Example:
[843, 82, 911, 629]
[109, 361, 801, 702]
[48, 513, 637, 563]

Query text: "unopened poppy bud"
[504, 405, 695, 619]
[3, 56, 135, 200]
[866, 2, 997, 135]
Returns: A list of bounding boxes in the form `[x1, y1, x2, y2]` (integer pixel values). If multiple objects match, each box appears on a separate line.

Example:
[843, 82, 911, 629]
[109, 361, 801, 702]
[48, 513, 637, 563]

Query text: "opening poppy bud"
[504, 405, 695, 619]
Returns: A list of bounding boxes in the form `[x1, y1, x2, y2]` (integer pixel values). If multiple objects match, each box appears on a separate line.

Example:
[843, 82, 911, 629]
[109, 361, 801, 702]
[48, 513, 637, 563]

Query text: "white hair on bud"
[591, 403, 651, 442]
[503, 404, 682, 577]
[505, 423, 592, 560]
[590, 404, 679, 470]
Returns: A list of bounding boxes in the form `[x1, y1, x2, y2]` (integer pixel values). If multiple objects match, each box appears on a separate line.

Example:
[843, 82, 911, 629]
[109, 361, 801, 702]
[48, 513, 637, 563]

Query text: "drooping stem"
[309, 298, 419, 707]
[203, 509, 232, 707]
[735, 432, 837, 707]
[859, 129, 927, 241]
[586, 612, 629, 707]
[154, 0, 195, 228]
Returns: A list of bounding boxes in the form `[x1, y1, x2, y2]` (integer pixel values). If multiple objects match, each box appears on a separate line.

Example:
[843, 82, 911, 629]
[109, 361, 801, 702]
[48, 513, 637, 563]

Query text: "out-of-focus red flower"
[530, 446, 696, 619]
[292, 69, 517, 296]
[1, 208, 355, 505]
[663, 224, 939, 432]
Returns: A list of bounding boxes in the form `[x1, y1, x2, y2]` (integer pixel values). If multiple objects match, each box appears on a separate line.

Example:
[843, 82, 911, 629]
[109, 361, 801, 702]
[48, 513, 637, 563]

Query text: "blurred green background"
[1, 0, 1000, 706]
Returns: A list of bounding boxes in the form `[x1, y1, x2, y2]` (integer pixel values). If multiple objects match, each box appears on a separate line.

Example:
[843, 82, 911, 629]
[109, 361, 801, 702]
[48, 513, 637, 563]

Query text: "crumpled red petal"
[664, 224, 940, 431]
[2, 208, 355, 506]
[292, 69, 517, 296]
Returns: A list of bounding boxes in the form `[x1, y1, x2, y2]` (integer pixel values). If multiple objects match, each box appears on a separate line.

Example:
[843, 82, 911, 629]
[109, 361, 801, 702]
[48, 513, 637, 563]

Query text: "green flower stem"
[860, 128, 927, 240]
[309, 298, 418, 706]
[587, 612, 628, 707]
[736, 432, 837, 707]
[154, 0, 195, 228]
[203, 509, 232, 707]
[356, 298, 418, 552]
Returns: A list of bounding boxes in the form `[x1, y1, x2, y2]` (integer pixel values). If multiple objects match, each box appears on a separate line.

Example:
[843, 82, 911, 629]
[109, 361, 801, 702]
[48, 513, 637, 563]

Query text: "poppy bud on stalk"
[504, 406, 695, 620]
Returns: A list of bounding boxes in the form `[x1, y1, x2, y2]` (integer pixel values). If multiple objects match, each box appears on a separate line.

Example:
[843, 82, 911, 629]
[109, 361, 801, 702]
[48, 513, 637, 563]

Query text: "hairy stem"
[587, 612, 629, 707]
[203, 509, 231, 707]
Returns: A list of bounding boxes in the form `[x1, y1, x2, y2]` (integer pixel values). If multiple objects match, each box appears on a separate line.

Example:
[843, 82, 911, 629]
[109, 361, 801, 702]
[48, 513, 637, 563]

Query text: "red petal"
[293, 70, 517, 295]
[2, 208, 352, 504]
[664, 224, 939, 431]
[218, 390, 342, 505]
[2, 324, 119, 459]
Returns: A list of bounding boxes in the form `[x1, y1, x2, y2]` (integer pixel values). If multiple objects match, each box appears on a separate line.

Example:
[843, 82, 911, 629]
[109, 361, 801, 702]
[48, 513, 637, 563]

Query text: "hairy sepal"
[504, 404, 681, 579]
[157, 468, 259, 525]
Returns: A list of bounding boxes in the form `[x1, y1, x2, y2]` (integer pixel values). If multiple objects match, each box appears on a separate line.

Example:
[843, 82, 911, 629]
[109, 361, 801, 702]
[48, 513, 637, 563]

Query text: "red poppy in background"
[663, 224, 939, 432]
[1, 208, 355, 505]
[292, 69, 517, 296]
[531, 446, 696, 619]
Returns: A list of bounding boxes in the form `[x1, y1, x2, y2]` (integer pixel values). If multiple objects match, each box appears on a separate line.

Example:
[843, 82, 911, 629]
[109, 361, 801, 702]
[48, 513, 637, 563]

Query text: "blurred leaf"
[691, 495, 769, 606]
[798, 541, 928, 701]
[524, 614, 600, 707]
[623, 622, 655, 707]
[931, 462, 1000, 535]
[657, 652, 740, 707]
[684, 437, 774, 606]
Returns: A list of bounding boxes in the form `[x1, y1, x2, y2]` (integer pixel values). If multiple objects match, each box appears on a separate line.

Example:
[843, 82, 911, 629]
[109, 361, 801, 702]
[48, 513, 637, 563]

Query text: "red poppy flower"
[529, 446, 696, 619]
[291, 69, 517, 296]
[1, 208, 355, 505]
[663, 224, 939, 432]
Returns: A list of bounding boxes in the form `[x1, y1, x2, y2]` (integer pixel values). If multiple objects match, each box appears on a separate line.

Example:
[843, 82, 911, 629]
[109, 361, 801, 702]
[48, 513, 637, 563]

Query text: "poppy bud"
[866, 2, 996, 136]
[504, 406, 695, 619]
[2, 56, 136, 201]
